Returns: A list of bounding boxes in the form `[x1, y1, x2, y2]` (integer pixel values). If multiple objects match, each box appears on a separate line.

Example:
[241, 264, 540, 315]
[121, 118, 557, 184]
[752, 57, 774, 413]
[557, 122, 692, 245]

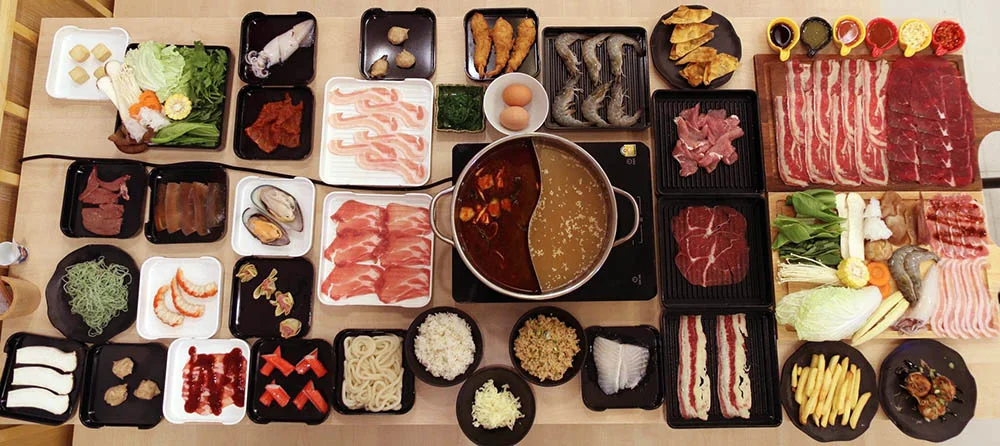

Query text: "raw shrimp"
[554, 33, 588, 77]
[153, 285, 184, 327]
[552, 75, 591, 127]
[171, 278, 205, 318]
[607, 79, 640, 127]
[245, 20, 315, 79]
[175, 268, 218, 298]
[581, 82, 611, 127]
[582, 33, 611, 85]
[606, 34, 641, 78]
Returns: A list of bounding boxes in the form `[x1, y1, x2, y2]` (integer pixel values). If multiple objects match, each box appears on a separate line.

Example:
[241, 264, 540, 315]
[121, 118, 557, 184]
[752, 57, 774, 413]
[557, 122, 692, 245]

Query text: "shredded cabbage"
[776, 286, 882, 341]
[124, 41, 187, 101]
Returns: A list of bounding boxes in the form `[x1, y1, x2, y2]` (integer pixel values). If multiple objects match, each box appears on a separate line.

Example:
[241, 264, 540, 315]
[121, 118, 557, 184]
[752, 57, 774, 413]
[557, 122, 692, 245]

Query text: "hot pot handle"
[612, 186, 640, 248]
[430, 186, 456, 246]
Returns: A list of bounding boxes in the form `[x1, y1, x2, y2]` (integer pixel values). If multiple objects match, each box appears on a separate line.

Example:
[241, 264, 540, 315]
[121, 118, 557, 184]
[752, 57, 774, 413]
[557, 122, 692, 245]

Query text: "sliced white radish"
[7, 387, 69, 415]
[15, 346, 76, 373]
[12, 366, 73, 395]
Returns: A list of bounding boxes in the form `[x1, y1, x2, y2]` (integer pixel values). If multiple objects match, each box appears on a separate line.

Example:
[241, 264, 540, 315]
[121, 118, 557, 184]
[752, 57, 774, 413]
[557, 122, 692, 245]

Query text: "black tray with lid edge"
[229, 256, 314, 340]
[248, 338, 333, 424]
[463, 8, 540, 81]
[660, 309, 782, 428]
[113, 44, 232, 150]
[0, 332, 87, 425]
[79, 342, 167, 429]
[650, 5, 743, 90]
[60, 159, 148, 239]
[233, 85, 314, 160]
[143, 162, 228, 244]
[331, 328, 415, 415]
[450, 141, 658, 303]
[239, 11, 317, 86]
[657, 194, 774, 310]
[359, 8, 436, 80]
[541, 26, 650, 131]
[581, 325, 663, 411]
[652, 89, 765, 196]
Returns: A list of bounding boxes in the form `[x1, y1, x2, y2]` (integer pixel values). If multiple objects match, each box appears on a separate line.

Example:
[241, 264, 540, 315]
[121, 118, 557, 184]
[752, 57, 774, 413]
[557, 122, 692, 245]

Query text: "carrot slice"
[258, 389, 274, 406]
[878, 282, 893, 298]
[867, 262, 891, 286]
[261, 346, 295, 377]
[265, 381, 291, 407]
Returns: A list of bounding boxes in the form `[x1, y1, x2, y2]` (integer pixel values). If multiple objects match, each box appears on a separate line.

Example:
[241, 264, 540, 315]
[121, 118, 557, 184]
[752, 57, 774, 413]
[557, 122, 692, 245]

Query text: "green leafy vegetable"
[773, 190, 843, 266]
[124, 41, 187, 102]
[176, 42, 228, 126]
[775, 286, 882, 341]
[151, 121, 220, 146]
[436, 86, 484, 131]
[785, 189, 842, 223]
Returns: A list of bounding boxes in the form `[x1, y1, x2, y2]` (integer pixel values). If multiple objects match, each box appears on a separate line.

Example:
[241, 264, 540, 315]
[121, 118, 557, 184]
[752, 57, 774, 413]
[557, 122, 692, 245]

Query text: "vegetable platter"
[769, 189, 1000, 342]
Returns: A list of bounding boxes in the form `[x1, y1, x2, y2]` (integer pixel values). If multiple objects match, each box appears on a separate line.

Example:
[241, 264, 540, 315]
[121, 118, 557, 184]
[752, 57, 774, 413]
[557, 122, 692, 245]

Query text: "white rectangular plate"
[162, 338, 249, 425]
[136, 256, 222, 340]
[230, 176, 315, 257]
[45, 26, 130, 101]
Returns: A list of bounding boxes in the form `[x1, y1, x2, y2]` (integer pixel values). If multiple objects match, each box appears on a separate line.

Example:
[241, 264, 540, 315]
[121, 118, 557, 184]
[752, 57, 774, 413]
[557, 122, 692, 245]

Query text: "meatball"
[933, 375, 956, 402]
[133, 379, 161, 400]
[906, 372, 932, 398]
[112, 357, 134, 379]
[918, 395, 947, 421]
[104, 383, 128, 407]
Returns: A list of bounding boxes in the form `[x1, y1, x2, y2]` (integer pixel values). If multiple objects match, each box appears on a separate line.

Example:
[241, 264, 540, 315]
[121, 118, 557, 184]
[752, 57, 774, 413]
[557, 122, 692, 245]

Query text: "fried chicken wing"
[485, 18, 514, 78]
[506, 18, 536, 74]
[470, 13, 492, 78]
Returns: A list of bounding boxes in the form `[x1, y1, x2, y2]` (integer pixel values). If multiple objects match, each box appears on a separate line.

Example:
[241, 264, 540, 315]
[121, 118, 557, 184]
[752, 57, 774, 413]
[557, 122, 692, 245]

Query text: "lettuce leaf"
[124, 41, 187, 102]
[776, 286, 882, 341]
[151, 121, 219, 146]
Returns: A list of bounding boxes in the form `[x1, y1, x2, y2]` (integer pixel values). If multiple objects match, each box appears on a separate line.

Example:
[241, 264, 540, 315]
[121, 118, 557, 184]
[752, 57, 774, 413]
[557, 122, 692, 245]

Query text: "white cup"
[0, 241, 28, 266]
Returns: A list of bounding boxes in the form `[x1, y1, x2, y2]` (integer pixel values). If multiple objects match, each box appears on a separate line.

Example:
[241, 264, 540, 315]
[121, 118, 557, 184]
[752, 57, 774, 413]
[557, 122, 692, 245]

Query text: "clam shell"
[241, 208, 290, 246]
[250, 185, 303, 232]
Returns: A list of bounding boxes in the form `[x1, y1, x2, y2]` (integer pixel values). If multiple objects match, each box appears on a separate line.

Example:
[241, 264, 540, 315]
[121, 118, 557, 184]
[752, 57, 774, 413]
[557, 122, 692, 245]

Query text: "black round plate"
[780, 341, 877, 442]
[879, 339, 977, 443]
[456, 366, 535, 446]
[650, 5, 742, 89]
[45, 244, 140, 344]
[508, 306, 586, 387]
[404, 306, 484, 387]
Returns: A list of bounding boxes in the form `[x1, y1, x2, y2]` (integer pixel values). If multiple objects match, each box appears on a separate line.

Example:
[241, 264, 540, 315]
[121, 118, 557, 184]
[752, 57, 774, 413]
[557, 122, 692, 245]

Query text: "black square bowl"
[144, 162, 228, 244]
[239, 11, 317, 86]
[0, 333, 87, 425]
[248, 338, 333, 424]
[332, 329, 415, 415]
[581, 325, 663, 411]
[229, 256, 314, 339]
[233, 85, 314, 160]
[79, 342, 167, 429]
[60, 159, 147, 239]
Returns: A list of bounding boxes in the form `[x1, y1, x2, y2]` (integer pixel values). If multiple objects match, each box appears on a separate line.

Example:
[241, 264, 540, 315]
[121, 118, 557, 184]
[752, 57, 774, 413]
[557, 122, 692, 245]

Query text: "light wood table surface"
[3, 2, 999, 445]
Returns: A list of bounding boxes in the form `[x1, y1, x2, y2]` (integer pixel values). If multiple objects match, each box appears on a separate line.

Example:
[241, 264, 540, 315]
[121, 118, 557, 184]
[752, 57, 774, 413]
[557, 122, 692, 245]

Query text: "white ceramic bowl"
[484, 73, 548, 135]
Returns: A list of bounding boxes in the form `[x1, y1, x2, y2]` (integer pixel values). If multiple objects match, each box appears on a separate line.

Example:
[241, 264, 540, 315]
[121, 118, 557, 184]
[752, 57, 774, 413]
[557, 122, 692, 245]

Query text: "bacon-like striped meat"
[774, 96, 809, 187]
[790, 60, 834, 185]
[327, 113, 398, 134]
[326, 87, 399, 106]
[355, 144, 426, 184]
[356, 98, 427, 129]
[859, 60, 889, 185]
[321, 263, 384, 301]
[932, 258, 1000, 338]
[323, 229, 385, 265]
[377, 266, 429, 303]
[717, 314, 751, 419]
[356, 133, 428, 161]
[331, 200, 387, 235]
[678, 315, 710, 420]
[923, 194, 990, 259]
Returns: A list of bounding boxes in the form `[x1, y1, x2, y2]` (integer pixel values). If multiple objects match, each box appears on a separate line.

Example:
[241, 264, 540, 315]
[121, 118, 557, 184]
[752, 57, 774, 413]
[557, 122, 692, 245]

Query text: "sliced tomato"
[292, 387, 309, 411]
[261, 346, 295, 377]
[258, 389, 274, 406]
[265, 381, 291, 408]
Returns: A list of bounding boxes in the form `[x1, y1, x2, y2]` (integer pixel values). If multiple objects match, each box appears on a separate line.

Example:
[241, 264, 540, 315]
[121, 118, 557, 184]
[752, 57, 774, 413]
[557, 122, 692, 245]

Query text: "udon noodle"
[341, 335, 404, 412]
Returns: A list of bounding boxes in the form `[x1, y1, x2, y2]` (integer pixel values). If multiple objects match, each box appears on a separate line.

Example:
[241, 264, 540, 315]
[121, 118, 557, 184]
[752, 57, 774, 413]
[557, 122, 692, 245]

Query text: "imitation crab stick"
[261, 346, 295, 377]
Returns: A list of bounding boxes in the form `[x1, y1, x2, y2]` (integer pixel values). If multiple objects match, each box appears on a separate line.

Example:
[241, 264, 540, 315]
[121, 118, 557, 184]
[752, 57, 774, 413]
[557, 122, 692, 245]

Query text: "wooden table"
[4, 6, 999, 445]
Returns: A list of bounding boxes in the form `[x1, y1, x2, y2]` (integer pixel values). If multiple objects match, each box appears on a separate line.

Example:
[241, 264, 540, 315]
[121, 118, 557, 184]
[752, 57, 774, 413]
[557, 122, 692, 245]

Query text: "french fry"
[793, 364, 800, 389]
[805, 364, 819, 396]
[800, 389, 819, 425]
[841, 402, 852, 426]
[850, 392, 872, 429]
[795, 367, 811, 404]
[836, 370, 853, 415]
[811, 354, 819, 368]
[818, 357, 840, 403]
[818, 364, 842, 423]
[851, 365, 861, 410]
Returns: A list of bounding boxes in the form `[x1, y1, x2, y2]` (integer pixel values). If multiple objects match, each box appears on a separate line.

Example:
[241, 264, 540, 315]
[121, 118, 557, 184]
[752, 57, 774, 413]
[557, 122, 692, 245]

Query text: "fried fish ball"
[387, 26, 409, 45]
[369, 55, 389, 78]
[133, 380, 161, 400]
[112, 357, 134, 379]
[104, 383, 128, 407]
[395, 49, 416, 68]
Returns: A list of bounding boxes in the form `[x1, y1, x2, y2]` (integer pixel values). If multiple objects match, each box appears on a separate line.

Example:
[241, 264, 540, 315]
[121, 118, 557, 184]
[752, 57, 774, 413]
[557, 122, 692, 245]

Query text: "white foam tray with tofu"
[136, 256, 223, 340]
[316, 191, 433, 308]
[45, 25, 130, 101]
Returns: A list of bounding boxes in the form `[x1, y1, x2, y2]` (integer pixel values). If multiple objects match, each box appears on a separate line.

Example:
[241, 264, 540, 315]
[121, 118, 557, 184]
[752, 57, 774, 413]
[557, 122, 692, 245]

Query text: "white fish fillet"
[6, 387, 69, 415]
[592, 336, 649, 395]
[12, 366, 74, 395]
[15, 346, 77, 373]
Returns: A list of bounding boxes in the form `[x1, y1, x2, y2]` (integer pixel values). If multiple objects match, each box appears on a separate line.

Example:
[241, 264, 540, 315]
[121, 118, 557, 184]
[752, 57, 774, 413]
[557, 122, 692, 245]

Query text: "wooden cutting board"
[754, 53, 1000, 193]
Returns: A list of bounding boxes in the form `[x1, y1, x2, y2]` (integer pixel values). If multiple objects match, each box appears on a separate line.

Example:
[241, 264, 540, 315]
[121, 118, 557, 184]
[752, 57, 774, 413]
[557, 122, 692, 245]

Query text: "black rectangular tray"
[332, 329, 414, 415]
[79, 342, 167, 429]
[144, 162, 228, 244]
[542, 26, 650, 130]
[660, 310, 781, 428]
[60, 159, 147, 239]
[652, 89, 765, 195]
[230, 256, 314, 339]
[463, 8, 540, 81]
[233, 85, 314, 160]
[114, 44, 232, 150]
[248, 338, 333, 424]
[657, 195, 774, 310]
[359, 8, 436, 80]
[0, 332, 87, 425]
[239, 11, 317, 86]
[581, 325, 663, 411]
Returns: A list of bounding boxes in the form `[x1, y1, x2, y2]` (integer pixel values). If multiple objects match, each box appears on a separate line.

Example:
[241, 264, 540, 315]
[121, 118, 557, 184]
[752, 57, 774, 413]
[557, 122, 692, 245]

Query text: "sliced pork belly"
[321, 263, 384, 301]
[377, 266, 429, 303]
[717, 314, 751, 419]
[385, 202, 431, 237]
[678, 315, 710, 420]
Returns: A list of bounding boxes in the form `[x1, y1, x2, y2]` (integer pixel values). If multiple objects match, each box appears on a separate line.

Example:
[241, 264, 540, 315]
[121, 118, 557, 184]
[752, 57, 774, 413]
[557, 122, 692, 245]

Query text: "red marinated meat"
[321, 263, 384, 301]
[385, 202, 431, 237]
[331, 200, 387, 235]
[377, 266, 430, 303]
[322, 229, 384, 265]
[378, 235, 431, 268]
[181, 347, 246, 416]
[671, 206, 749, 287]
[245, 93, 303, 153]
[672, 104, 743, 177]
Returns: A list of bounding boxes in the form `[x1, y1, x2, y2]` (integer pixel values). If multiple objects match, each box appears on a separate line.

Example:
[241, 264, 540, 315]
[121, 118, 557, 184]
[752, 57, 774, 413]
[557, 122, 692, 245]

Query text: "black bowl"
[404, 306, 484, 387]
[508, 306, 586, 387]
[456, 366, 535, 446]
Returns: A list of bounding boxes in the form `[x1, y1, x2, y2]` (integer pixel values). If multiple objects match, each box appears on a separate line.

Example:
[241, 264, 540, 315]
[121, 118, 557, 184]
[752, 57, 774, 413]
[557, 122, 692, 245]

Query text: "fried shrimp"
[506, 18, 536, 73]
[470, 13, 492, 78]
[485, 18, 514, 77]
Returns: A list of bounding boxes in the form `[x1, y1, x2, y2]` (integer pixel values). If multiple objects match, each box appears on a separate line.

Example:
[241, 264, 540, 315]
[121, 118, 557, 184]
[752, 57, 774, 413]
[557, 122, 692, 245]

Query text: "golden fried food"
[670, 32, 715, 60]
[680, 63, 707, 86]
[662, 5, 712, 25]
[703, 53, 739, 84]
[670, 23, 718, 43]
[470, 13, 492, 78]
[485, 17, 514, 78]
[513, 315, 580, 382]
[506, 18, 536, 74]
[676, 46, 717, 65]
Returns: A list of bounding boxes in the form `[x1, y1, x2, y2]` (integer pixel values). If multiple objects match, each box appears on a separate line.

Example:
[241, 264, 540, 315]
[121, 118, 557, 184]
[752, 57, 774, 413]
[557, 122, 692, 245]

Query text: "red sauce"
[183, 347, 247, 416]
[934, 21, 964, 51]
[868, 21, 894, 48]
[837, 20, 860, 45]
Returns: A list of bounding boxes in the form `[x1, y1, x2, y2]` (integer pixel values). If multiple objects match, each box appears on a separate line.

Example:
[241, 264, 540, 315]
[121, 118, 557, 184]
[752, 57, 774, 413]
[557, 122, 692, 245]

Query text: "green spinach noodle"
[61, 256, 131, 337]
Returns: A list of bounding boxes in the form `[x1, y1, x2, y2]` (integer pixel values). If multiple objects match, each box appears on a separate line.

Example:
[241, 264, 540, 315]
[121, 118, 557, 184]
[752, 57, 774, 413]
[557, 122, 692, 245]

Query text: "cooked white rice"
[414, 312, 476, 380]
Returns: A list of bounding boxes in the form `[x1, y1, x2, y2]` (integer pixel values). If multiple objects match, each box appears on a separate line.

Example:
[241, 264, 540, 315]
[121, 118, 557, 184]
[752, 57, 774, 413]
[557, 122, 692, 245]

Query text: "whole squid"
[245, 20, 315, 79]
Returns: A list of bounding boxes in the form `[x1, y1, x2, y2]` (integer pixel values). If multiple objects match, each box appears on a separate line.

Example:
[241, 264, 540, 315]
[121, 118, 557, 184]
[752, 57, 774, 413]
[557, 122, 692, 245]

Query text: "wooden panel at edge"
[7, 37, 36, 108]
[0, 117, 25, 174]
[15, 0, 114, 31]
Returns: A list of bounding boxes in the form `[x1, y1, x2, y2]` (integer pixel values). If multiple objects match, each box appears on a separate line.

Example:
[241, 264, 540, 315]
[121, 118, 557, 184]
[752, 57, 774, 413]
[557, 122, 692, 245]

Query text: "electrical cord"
[19, 153, 454, 191]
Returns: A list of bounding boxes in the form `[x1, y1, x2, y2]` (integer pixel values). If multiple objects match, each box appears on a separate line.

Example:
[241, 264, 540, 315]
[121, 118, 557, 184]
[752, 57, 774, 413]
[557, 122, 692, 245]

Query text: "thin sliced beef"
[672, 206, 750, 287]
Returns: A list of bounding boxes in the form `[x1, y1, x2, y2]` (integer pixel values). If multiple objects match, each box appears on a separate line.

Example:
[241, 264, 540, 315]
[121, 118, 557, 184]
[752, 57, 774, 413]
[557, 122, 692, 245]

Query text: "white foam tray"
[45, 26, 130, 101]
[230, 176, 315, 257]
[317, 191, 433, 307]
[163, 338, 249, 425]
[319, 77, 434, 187]
[136, 256, 222, 340]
